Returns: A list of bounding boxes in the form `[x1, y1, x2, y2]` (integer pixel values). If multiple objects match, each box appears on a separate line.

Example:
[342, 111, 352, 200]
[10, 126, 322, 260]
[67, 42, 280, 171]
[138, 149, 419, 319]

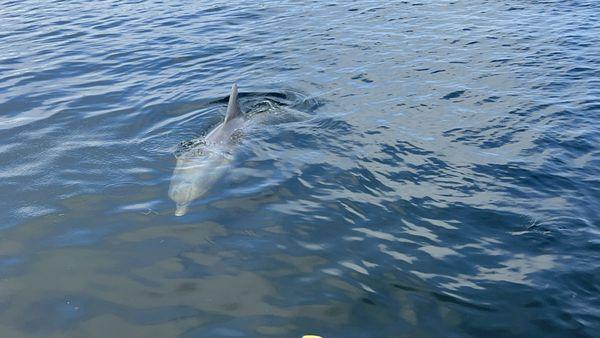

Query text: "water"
[1, 1, 599, 337]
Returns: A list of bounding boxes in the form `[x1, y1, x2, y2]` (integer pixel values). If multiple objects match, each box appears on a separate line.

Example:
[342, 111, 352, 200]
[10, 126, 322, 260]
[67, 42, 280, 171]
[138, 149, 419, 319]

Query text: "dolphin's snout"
[174, 204, 189, 216]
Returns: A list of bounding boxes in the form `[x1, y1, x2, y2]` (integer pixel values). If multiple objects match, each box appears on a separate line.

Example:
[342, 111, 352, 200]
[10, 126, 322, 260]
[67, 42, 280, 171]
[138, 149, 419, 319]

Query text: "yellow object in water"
[302, 336, 323, 338]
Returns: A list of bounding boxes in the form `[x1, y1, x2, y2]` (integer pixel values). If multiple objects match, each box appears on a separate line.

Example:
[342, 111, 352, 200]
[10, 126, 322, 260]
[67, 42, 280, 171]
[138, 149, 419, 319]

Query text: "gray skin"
[168, 83, 244, 216]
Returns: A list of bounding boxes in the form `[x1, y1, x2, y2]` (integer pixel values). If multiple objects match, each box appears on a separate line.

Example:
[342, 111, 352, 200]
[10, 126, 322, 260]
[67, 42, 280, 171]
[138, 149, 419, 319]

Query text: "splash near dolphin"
[168, 84, 244, 216]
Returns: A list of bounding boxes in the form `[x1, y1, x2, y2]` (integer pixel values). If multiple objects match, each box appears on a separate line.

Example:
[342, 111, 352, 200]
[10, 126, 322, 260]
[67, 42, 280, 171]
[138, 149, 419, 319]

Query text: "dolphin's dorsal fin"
[224, 83, 241, 123]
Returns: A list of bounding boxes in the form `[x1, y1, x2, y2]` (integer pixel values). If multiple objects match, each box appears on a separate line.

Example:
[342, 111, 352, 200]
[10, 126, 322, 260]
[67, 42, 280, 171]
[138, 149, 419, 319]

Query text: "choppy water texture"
[1, 1, 599, 337]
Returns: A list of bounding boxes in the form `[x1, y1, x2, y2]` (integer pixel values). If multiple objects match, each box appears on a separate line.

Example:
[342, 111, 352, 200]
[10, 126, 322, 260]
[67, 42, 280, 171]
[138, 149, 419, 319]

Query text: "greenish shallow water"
[0, 1, 599, 337]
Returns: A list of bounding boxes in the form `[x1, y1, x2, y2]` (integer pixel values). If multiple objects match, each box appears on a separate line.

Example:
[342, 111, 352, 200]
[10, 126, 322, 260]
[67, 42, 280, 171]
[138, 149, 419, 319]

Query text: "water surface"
[1, 1, 599, 337]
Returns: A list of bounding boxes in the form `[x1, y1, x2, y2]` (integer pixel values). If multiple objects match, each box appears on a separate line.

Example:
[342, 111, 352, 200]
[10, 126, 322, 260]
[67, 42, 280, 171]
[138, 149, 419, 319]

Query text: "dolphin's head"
[168, 174, 199, 216]
[168, 155, 227, 216]
[169, 180, 201, 216]
[174, 203, 189, 216]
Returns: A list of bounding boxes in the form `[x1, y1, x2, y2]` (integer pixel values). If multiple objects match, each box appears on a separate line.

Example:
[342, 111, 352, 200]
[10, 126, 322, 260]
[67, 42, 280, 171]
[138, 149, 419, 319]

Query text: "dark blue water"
[1, 1, 599, 337]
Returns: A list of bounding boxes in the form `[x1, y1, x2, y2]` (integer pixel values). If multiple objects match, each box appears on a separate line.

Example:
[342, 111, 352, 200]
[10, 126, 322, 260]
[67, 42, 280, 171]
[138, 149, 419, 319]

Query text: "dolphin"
[168, 83, 244, 216]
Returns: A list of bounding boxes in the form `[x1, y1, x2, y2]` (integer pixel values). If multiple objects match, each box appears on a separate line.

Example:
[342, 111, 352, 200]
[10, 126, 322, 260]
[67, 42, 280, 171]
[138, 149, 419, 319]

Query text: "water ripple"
[1, 0, 599, 336]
